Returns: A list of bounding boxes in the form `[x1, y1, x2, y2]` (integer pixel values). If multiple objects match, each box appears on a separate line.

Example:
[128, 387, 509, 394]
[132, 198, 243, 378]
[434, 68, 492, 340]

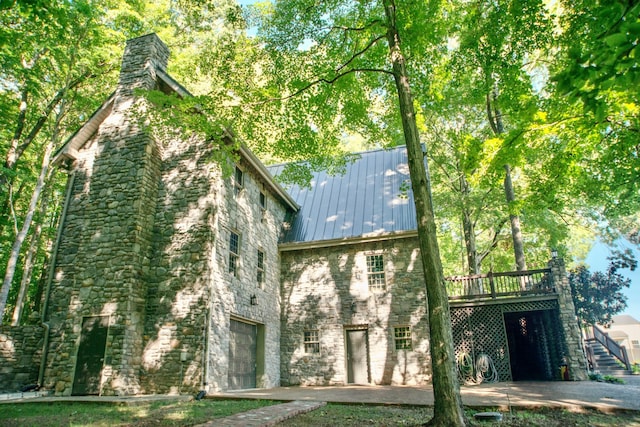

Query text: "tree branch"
[336, 34, 386, 73]
[327, 20, 385, 33]
[13, 70, 92, 164]
[486, 93, 499, 135]
[10, 88, 28, 157]
[478, 218, 507, 264]
[254, 67, 394, 104]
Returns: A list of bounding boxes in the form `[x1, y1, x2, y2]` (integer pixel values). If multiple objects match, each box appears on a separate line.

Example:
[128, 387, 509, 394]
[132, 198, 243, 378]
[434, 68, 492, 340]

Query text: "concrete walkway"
[194, 400, 326, 427]
[212, 376, 640, 413]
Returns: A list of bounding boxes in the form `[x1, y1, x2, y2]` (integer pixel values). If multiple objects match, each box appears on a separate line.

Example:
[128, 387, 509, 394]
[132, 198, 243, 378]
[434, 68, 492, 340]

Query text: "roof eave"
[52, 94, 115, 165]
[278, 229, 418, 252]
[240, 145, 299, 212]
[156, 69, 192, 98]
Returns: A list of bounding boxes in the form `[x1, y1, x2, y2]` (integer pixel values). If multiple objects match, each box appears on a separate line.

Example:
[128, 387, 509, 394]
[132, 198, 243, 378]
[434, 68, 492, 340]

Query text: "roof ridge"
[265, 144, 407, 169]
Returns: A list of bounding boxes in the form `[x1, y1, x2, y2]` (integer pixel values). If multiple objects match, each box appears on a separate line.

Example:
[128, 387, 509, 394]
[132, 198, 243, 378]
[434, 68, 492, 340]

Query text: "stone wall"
[280, 236, 431, 386]
[43, 34, 168, 396]
[206, 156, 288, 391]
[549, 257, 589, 380]
[139, 130, 288, 393]
[139, 129, 217, 394]
[42, 33, 288, 395]
[0, 326, 44, 392]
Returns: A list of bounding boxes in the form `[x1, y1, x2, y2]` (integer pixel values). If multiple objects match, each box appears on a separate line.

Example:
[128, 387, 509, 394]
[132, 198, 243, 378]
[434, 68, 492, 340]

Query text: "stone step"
[594, 360, 624, 367]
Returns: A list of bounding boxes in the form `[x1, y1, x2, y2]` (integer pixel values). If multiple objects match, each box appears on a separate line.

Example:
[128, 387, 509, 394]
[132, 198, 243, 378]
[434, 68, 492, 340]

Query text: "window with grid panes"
[229, 231, 240, 276]
[367, 254, 386, 290]
[304, 330, 320, 353]
[257, 250, 265, 285]
[394, 326, 412, 350]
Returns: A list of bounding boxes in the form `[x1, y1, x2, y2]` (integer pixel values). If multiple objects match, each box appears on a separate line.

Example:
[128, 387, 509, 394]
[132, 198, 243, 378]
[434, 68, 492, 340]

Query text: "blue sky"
[586, 239, 640, 321]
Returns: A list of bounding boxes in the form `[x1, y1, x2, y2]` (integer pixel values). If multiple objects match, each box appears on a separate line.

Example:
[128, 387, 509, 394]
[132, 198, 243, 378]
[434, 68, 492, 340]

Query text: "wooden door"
[346, 328, 369, 384]
[72, 316, 109, 395]
[228, 319, 257, 390]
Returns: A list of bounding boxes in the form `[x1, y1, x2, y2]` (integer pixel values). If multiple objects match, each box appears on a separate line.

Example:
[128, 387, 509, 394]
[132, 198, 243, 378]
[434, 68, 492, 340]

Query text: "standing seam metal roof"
[267, 145, 418, 244]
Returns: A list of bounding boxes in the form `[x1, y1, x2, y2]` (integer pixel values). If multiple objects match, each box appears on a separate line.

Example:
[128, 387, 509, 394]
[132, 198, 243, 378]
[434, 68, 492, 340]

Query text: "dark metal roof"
[268, 146, 418, 244]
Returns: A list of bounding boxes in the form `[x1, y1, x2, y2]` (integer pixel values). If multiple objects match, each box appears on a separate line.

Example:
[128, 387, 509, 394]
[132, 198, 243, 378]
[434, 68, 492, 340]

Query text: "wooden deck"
[445, 268, 555, 302]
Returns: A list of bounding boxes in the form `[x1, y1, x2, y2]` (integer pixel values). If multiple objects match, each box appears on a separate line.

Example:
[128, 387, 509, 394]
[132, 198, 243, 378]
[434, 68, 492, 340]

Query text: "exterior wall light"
[250, 294, 258, 305]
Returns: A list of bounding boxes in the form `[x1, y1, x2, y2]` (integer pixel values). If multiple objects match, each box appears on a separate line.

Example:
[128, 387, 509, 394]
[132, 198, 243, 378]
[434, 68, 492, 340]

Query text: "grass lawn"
[279, 403, 640, 426]
[1, 399, 640, 426]
[0, 398, 276, 427]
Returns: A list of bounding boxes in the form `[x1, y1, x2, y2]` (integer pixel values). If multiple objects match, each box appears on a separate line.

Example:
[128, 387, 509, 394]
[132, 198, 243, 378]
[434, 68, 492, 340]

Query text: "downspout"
[38, 167, 76, 387]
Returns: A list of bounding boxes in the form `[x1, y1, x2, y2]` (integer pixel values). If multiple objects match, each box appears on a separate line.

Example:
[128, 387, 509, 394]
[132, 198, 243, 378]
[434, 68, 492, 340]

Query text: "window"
[257, 250, 265, 285]
[367, 254, 386, 290]
[304, 330, 320, 353]
[229, 231, 240, 276]
[632, 340, 640, 349]
[259, 191, 267, 210]
[394, 326, 412, 350]
[234, 166, 244, 196]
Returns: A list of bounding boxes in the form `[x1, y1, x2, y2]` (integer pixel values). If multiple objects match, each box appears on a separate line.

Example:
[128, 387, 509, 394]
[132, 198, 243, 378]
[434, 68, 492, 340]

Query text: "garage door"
[228, 319, 257, 390]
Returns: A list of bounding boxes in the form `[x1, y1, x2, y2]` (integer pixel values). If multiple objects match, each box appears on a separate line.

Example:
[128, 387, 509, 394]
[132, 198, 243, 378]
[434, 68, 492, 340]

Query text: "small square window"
[632, 340, 640, 349]
[304, 330, 320, 353]
[257, 250, 265, 285]
[394, 326, 412, 350]
[234, 166, 244, 196]
[367, 254, 386, 290]
[229, 231, 240, 276]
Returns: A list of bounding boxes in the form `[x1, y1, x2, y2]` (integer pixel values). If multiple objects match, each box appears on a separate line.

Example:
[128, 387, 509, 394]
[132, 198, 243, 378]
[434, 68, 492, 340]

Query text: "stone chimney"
[114, 33, 170, 107]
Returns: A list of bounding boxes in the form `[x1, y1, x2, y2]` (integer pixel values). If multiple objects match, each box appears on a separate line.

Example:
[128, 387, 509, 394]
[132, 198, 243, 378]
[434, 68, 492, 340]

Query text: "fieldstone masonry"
[548, 257, 589, 380]
[281, 237, 590, 386]
[40, 34, 289, 396]
[0, 326, 44, 392]
[44, 34, 166, 396]
[280, 236, 431, 386]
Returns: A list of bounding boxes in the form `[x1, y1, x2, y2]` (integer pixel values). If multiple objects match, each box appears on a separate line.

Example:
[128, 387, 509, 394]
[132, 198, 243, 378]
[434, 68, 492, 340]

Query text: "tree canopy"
[569, 249, 637, 326]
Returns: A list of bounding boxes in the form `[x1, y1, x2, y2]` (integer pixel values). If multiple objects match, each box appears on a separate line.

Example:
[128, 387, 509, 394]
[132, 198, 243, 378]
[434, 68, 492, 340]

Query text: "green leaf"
[604, 32, 628, 48]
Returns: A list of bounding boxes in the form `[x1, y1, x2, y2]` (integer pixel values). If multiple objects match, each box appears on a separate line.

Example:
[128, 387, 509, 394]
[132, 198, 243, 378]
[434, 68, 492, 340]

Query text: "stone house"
[40, 34, 295, 395]
[0, 34, 587, 396]
[270, 151, 587, 386]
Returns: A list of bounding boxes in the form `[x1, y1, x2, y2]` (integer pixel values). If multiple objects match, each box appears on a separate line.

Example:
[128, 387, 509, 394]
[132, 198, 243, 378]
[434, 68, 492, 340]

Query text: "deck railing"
[445, 268, 554, 300]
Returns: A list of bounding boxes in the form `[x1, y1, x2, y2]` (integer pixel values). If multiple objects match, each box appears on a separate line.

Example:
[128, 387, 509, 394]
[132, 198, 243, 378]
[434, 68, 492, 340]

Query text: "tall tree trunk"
[504, 164, 527, 271]
[11, 176, 51, 325]
[462, 211, 481, 273]
[0, 73, 89, 237]
[460, 175, 480, 276]
[0, 141, 53, 324]
[486, 90, 527, 271]
[383, 2, 466, 426]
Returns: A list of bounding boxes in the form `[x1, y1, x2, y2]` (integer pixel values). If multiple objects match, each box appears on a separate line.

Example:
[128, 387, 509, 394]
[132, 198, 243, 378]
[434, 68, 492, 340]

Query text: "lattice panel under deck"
[451, 299, 560, 382]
